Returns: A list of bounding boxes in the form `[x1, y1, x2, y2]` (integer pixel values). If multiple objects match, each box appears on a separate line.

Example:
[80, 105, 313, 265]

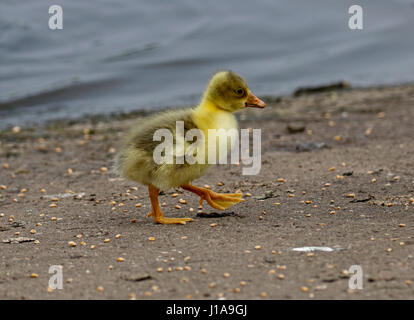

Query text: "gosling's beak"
[245, 92, 266, 108]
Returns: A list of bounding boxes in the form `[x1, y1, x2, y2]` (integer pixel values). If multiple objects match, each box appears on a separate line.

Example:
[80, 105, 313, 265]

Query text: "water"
[1, 0, 414, 128]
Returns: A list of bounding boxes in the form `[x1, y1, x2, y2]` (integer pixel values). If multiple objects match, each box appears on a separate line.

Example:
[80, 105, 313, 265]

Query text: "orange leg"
[181, 183, 244, 210]
[146, 185, 193, 225]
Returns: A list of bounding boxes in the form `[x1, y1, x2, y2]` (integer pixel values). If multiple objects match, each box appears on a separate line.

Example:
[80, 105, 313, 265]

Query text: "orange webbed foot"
[147, 185, 194, 225]
[182, 184, 244, 211]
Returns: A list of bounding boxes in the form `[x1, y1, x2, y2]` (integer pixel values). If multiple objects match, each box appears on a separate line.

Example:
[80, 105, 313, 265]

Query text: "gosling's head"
[202, 70, 266, 112]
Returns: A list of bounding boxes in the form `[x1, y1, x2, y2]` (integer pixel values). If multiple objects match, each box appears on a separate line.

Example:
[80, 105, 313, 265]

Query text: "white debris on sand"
[292, 246, 342, 252]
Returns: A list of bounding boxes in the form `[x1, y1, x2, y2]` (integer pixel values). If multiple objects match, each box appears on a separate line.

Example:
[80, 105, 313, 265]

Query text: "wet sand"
[0, 83, 413, 299]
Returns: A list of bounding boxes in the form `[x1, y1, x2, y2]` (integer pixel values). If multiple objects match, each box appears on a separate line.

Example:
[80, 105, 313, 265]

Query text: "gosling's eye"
[235, 88, 244, 95]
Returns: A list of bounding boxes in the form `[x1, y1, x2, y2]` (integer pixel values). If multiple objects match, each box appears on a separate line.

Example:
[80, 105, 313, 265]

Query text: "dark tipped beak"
[245, 92, 266, 108]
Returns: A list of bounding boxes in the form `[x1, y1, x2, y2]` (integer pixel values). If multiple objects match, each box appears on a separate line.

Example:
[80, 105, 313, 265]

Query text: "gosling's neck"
[192, 98, 237, 132]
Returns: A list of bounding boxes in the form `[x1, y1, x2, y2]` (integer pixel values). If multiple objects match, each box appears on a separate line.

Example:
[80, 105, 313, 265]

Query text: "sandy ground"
[0, 84, 413, 300]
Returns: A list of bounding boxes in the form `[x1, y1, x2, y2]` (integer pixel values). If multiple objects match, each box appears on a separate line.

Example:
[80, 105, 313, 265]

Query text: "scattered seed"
[260, 292, 268, 298]
[115, 234, 121, 239]
[51, 217, 57, 221]
[254, 245, 262, 250]
[268, 269, 276, 275]
[277, 274, 285, 280]
[30, 273, 38, 278]
[301, 286, 309, 292]
[117, 257, 125, 262]
[208, 282, 216, 288]
[157, 267, 163, 273]
[179, 199, 187, 204]
[399, 224, 406, 227]
[172, 193, 179, 197]
[148, 237, 155, 241]
[97, 286, 104, 292]
[100, 167, 108, 172]
[210, 223, 217, 227]
[68, 241, 76, 247]
[223, 273, 230, 278]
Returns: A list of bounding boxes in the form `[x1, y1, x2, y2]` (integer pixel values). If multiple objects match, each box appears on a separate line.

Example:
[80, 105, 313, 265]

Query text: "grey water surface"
[1, 0, 413, 128]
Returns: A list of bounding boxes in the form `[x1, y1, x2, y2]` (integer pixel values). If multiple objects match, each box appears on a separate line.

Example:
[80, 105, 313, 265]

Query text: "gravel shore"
[1, 83, 413, 299]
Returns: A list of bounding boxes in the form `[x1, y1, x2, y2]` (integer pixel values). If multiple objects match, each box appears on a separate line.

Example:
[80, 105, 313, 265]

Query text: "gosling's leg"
[181, 183, 244, 210]
[147, 185, 193, 225]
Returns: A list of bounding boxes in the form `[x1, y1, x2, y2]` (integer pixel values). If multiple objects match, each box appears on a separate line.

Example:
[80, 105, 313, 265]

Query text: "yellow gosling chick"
[115, 70, 265, 225]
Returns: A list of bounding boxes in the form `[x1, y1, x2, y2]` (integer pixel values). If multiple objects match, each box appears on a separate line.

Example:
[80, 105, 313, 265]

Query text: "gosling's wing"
[123, 108, 199, 161]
